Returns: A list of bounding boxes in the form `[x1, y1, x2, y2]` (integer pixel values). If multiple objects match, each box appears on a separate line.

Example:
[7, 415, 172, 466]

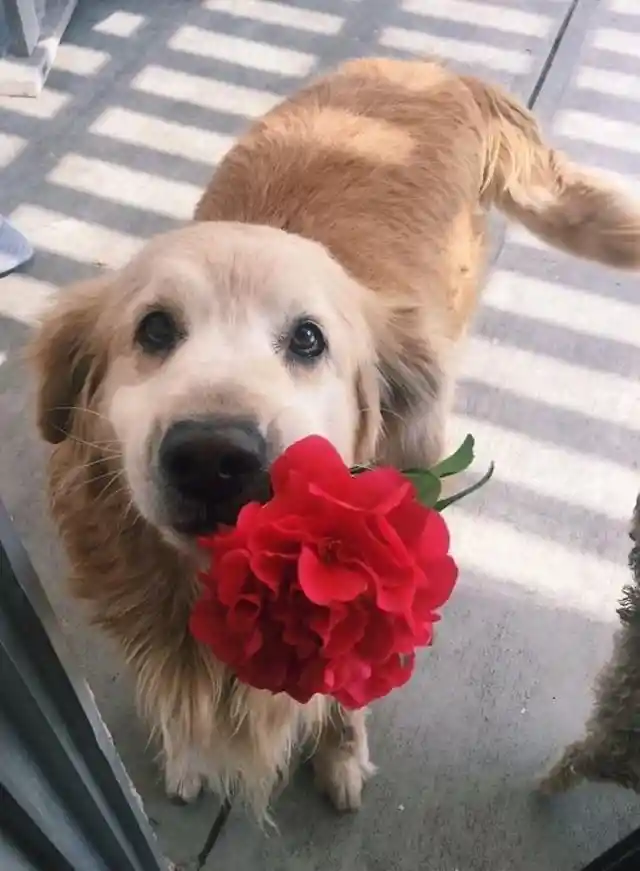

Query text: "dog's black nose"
[159, 417, 267, 506]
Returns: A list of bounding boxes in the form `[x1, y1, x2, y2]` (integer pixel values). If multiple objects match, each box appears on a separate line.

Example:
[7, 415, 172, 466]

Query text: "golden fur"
[30, 58, 640, 816]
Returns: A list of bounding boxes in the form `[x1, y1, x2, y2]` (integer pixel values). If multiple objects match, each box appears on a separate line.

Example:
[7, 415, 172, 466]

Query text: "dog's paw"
[534, 769, 562, 797]
[535, 763, 579, 797]
[314, 753, 376, 813]
[165, 769, 205, 806]
[534, 745, 584, 796]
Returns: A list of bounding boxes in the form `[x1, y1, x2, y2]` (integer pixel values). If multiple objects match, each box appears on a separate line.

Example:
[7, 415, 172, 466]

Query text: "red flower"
[190, 436, 458, 708]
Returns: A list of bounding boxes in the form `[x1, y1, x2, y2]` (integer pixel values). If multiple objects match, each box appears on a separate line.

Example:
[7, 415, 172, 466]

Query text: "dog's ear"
[377, 303, 443, 414]
[30, 275, 110, 444]
[374, 305, 447, 467]
[378, 338, 442, 418]
[354, 361, 383, 464]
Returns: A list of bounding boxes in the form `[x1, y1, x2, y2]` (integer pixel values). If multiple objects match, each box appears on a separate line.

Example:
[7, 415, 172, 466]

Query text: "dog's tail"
[463, 76, 640, 270]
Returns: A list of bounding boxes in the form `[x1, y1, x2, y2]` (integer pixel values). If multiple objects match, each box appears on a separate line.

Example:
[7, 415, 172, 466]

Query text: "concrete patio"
[1, 0, 639, 868]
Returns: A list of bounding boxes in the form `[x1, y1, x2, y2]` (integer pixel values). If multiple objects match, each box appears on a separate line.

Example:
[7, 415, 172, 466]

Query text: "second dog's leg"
[537, 742, 590, 795]
[537, 738, 640, 795]
[312, 706, 376, 812]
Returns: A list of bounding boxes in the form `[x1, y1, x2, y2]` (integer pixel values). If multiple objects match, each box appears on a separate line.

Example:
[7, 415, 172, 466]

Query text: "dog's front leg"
[537, 738, 640, 796]
[161, 732, 207, 805]
[312, 705, 376, 812]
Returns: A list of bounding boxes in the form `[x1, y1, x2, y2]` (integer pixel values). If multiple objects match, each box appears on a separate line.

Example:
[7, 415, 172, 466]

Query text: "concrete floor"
[1, 0, 639, 868]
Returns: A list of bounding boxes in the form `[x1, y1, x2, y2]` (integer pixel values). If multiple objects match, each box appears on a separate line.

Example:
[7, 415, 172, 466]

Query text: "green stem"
[434, 463, 495, 511]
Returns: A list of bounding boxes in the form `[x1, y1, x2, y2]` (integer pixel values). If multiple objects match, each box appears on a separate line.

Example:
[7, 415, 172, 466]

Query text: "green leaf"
[404, 470, 442, 507]
[434, 462, 495, 511]
[429, 435, 475, 479]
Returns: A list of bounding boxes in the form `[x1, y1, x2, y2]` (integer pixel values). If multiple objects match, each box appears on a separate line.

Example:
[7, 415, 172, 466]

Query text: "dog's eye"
[135, 310, 181, 354]
[288, 320, 327, 361]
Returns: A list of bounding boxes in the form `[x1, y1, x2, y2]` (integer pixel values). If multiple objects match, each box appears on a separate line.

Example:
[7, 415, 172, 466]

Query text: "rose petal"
[336, 652, 415, 708]
[298, 545, 368, 605]
[349, 467, 414, 513]
[409, 618, 434, 648]
[193, 432, 459, 711]
[358, 515, 416, 579]
[234, 501, 264, 533]
[323, 607, 367, 657]
[237, 628, 293, 693]
[307, 605, 335, 642]
[414, 556, 459, 612]
[295, 658, 334, 701]
[189, 597, 260, 665]
[250, 508, 308, 543]
[356, 611, 396, 663]
[375, 579, 415, 615]
[227, 595, 261, 633]
[330, 657, 374, 708]
[215, 550, 252, 605]
[271, 436, 351, 496]
[250, 550, 294, 593]
[416, 511, 451, 565]
[386, 498, 432, 550]
[189, 596, 223, 647]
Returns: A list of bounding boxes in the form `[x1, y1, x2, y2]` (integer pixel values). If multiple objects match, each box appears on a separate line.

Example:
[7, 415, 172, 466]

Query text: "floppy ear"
[354, 361, 383, 464]
[374, 306, 447, 468]
[30, 275, 110, 444]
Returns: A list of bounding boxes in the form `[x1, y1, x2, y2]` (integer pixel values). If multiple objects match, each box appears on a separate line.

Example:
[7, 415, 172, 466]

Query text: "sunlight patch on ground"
[53, 44, 110, 76]
[168, 26, 316, 77]
[90, 108, 234, 164]
[0, 276, 57, 326]
[204, 0, 344, 35]
[132, 65, 281, 118]
[447, 507, 625, 621]
[576, 66, 640, 101]
[93, 11, 146, 37]
[591, 28, 638, 58]
[485, 270, 640, 347]
[9, 205, 142, 266]
[555, 110, 640, 153]
[450, 413, 638, 525]
[379, 27, 532, 73]
[47, 155, 200, 220]
[401, 0, 551, 37]
[463, 335, 640, 431]
[0, 134, 26, 169]
[0, 88, 70, 119]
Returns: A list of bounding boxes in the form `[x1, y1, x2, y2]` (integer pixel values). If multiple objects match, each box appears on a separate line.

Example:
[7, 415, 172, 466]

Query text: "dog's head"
[32, 223, 404, 540]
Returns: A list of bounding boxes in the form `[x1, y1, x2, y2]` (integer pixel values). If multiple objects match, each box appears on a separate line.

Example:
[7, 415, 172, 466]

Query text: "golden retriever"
[31, 58, 640, 817]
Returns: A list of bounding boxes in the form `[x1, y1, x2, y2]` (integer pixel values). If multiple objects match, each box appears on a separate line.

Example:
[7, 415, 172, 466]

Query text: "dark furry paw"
[536, 743, 587, 796]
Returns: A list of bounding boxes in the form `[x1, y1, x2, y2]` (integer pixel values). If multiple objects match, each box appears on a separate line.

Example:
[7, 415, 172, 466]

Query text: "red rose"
[190, 435, 459, 708]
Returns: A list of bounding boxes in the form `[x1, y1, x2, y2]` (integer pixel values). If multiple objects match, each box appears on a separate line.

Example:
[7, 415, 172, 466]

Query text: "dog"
[30, 57, 640, 817]
[538, 494, 640, 795]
